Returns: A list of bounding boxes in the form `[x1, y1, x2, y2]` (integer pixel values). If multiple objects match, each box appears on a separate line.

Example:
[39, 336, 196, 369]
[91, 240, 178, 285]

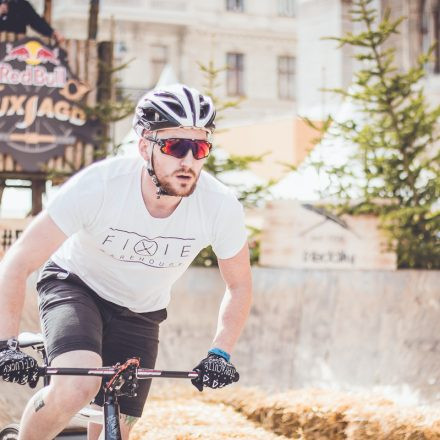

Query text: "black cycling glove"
[191, 353, 239, 392]
[0, 339, 39, 388]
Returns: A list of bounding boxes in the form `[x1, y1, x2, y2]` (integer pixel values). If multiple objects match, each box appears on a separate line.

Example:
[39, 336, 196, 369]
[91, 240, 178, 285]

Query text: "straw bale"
[4, 381, 440, 439]
[131, 386, 290, 440]
[132, 385, 440, 440]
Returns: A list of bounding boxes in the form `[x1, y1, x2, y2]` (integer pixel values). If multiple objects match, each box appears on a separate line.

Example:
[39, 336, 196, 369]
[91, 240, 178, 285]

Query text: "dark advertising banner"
[0, 37, 99, 172]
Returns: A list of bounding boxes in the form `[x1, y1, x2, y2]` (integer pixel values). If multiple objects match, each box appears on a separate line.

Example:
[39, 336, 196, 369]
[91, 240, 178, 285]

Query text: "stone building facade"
[383, 0, 440, 72]
[297, 0, 440, 116]
[45, 0, 297, 132]
[296, 0, 355, 117]
[382, 0, 440, 102]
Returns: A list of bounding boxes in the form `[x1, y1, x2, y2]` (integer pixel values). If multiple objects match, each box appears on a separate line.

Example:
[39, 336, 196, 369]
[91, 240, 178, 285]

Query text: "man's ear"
[138, 136, 148, 160]
[138, 132, 154, 161]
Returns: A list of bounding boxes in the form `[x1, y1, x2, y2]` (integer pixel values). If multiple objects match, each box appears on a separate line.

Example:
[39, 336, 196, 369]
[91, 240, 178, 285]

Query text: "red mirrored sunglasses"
[146, 137, 212, 160]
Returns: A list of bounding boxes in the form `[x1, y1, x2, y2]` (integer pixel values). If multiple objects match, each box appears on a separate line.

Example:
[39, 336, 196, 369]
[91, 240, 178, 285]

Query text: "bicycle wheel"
[0, 424, 19, 440]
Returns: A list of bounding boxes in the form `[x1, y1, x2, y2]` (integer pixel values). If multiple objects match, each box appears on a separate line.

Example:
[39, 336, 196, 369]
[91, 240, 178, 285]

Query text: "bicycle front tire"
[0, 424, 19, 440]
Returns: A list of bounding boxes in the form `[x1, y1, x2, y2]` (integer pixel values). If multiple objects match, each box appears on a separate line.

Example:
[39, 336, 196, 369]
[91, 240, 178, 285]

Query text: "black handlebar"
[40, 366, 200, 380]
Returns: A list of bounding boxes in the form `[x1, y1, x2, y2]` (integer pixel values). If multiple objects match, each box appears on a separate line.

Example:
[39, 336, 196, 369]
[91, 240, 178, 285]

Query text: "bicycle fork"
[103, 392, 122, 440]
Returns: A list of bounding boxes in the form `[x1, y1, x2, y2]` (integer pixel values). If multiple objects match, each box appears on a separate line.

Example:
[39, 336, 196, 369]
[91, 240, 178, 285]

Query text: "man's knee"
[49, 376, 101, 408]
[47, 350, 102, 410]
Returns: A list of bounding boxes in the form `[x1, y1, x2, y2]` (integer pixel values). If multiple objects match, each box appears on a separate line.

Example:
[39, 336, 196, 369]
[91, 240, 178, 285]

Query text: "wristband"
[208, 347, 231, 362]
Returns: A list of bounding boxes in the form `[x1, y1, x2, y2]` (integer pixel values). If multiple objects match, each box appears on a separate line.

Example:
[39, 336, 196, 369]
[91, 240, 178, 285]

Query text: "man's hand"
[0, 344, 39, 388]
[191, 353, 239, 392]
[52, 30, 65, 45]
[0, 3, 8, 16]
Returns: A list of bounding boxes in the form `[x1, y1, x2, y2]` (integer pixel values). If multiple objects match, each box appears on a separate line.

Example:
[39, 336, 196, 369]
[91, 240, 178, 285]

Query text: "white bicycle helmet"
[133, 83, 216, 135]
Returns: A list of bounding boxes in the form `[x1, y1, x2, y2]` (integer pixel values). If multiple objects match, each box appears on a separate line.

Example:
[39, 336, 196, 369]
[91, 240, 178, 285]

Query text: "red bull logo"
[0, 40, 67, 88]
[5, 40, 60, 66]
[0, 64, 66, 88]
[0, 37, 97, 172]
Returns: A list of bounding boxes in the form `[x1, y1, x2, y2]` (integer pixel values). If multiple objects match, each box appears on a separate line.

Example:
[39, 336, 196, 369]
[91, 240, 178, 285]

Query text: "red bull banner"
[0, 37, 100, 172]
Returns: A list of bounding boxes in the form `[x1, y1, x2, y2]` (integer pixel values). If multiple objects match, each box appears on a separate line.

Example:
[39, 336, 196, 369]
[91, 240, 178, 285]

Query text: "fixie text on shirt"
[100, 228, 196, 268]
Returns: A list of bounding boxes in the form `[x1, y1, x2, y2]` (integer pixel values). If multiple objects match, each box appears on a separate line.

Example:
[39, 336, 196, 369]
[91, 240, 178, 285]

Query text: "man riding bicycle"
[0, 84, 253, 440]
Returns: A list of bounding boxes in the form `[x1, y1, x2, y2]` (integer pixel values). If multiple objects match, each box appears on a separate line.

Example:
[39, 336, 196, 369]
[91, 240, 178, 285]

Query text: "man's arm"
[23, 0, 54, 38]
[0, 211, 67, 339]
[211, 243, 253, 354]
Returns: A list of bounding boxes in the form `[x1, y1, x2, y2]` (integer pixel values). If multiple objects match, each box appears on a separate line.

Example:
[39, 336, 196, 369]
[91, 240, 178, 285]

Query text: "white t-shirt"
[46, 156, 247, 312]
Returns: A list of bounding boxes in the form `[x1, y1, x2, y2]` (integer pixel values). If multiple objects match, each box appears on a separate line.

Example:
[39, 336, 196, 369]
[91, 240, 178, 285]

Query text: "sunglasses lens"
[193, 140, 211, 159]
[161, 139, 211, 159]
[162, 139, 188, 158]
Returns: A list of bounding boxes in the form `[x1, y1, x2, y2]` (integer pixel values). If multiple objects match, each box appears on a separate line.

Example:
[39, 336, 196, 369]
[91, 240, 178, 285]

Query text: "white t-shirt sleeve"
[46, 164, 105, 236]
[211, 194, 247, 259]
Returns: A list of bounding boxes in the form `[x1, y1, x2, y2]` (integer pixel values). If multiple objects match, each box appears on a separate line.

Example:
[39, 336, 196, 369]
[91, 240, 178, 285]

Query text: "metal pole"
[88, 0, 100, 40]
[43, 0, 52, 25]
[31, 180, 44, 216]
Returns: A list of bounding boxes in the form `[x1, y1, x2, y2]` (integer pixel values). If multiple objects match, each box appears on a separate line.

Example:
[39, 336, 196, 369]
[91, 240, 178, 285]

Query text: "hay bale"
[131, 386, 290, 440]
[137, 385, 440, 440]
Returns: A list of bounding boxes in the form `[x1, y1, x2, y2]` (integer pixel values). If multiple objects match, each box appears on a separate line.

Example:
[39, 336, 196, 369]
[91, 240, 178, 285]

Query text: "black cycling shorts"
[36, 260, 167, 417]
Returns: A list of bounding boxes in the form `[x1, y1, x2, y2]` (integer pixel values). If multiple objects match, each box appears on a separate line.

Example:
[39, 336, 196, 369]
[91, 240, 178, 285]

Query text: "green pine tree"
[306, 0, 440, 269]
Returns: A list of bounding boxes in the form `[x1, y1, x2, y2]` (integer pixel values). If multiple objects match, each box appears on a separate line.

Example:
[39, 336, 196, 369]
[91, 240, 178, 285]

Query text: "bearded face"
[143, 127, 209, 197]
[151, 152, 201, 197]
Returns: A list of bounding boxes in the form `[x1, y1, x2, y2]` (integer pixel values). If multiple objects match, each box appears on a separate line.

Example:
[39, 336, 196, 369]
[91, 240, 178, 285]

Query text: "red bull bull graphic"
[5, 40, 60, 66]
[2, 40, 65, 86]
[0, 37, 100, 172]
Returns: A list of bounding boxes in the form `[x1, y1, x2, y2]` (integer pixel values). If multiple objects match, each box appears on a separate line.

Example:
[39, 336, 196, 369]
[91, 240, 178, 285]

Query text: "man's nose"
[179, 149, 194, 167]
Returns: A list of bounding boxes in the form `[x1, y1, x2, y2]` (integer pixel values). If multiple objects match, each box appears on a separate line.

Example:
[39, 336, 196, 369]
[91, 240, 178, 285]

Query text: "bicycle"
[0, 332, 199, 440]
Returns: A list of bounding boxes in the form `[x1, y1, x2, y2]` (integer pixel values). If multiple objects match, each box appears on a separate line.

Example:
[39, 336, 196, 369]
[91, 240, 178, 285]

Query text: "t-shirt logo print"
[134, 239, 158, 256]
[100, 228, 196, 268]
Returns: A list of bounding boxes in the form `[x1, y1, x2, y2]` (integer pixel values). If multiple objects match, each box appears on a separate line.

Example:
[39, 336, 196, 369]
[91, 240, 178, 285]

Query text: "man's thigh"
[37, 263, 104, 363]
[93, 308, 167, 417]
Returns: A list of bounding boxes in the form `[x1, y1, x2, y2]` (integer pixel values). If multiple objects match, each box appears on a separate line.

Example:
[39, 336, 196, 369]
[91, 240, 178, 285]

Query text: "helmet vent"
[200, 100, 209, 118]
[142, 108, 163, 122]
[166, 101, 186, 118]
[155, 92, 175, 98]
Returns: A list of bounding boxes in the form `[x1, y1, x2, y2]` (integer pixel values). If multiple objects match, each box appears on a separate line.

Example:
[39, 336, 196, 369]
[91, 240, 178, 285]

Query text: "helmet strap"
[147, 166, 168, 199]
[144, 133, 170, 199]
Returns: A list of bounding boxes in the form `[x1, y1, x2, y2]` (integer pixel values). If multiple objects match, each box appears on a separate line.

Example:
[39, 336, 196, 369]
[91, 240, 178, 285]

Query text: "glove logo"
[0, 348, 39, 388]
[191, 353, 239, 392]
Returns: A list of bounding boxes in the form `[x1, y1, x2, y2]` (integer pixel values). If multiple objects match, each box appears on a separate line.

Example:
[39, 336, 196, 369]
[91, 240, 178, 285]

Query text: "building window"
[226, 0, 244, 12]
[278, 56, 295, 100]
[227, 53, 245, 96]
[151, 44, 169, 85]
[278, 0, 296, 17]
